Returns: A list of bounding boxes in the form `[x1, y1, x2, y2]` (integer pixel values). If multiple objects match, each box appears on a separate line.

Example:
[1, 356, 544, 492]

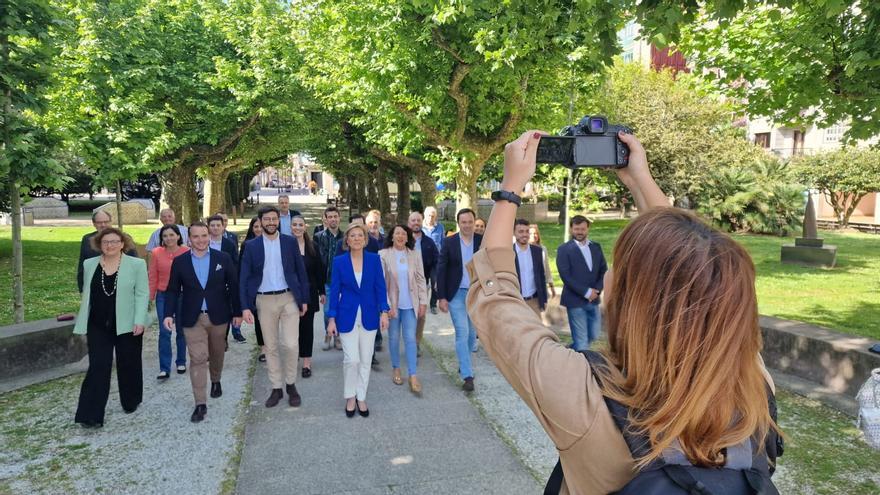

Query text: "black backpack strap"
[544, 459, 564, 495]
[661, 465, 713, 494]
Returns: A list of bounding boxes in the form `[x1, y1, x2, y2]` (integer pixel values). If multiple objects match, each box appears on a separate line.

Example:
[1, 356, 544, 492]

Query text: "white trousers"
[339, 316, 377, 401]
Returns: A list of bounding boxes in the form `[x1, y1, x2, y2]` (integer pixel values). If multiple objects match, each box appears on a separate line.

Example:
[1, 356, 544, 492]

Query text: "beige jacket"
[466, 247, 635, 495]
[379, 247, 428, 314]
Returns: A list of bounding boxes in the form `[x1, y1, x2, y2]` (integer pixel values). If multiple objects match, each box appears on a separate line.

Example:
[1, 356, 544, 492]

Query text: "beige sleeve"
[466, 247, 602, 449]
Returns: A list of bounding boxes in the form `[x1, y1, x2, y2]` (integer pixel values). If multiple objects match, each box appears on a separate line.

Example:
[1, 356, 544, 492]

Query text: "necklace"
[100, 258, 120, 296]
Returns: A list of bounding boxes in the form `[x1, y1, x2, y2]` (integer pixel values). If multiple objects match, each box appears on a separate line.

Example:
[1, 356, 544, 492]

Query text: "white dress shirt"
[258, 235, 288, 292]
[575, 239, 595, 299]
[515, 244, 537, 298]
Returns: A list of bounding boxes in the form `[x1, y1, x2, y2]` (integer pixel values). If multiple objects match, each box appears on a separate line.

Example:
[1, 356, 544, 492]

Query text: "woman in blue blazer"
[327, 224, 390, 417]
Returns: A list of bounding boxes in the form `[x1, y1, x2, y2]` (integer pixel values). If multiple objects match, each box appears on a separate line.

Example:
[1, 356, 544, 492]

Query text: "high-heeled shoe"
[345, 399, 356, 418]
[356, 399, 369, 417]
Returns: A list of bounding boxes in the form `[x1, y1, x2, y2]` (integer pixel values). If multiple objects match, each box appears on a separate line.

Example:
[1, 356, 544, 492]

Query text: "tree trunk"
[203, 167, 231, 218]
[367, 175, 379, 211]
[115, 180, 124, 230]
[455, 157, 483, 212]
[159, 166, 185, 216]
[181, 175, 200, 225]
[376, 161, 391, 217]
[415, 167, 436, 209]
[9, 179, 24, 323]
[396, 168, 411, 224]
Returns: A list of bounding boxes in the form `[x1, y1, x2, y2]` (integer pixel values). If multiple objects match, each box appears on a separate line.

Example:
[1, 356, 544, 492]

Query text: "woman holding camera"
[468, 130, 781, 494]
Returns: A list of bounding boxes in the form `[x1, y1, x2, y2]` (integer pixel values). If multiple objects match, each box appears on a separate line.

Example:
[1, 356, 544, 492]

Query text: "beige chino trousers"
[256, 291, 300, 389]
[183, 314, 227, 405]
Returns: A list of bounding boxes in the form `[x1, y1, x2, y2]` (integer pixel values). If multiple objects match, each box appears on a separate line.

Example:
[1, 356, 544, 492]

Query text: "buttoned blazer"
[239, 235, 310, 312]
[326, 252, 390, 333]
[514, 244, 548, 310]
[379, 248, 428, 313]
[74, 255, 149, 335]
[556, 240, 607, 309]
[164, 249, 241, 328]
[436, 233, 483, 301]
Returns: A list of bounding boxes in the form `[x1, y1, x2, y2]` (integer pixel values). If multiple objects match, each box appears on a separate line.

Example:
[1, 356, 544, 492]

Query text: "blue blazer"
[556, 240, 607, 309]
[165, 249, 241, 328]
[514, 244, 548, 310]
[417, 235, 439, 279]
[326, 252, 390, 333]
[436, 233, 483, 301]
[239, 235, 310, 312]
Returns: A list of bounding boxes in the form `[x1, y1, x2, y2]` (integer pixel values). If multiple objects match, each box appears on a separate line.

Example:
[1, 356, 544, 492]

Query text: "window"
[754, 133, 771, 148]
[793, 130, 805, 155]
[622, 51, 634, 63]
[824, 124, 845, 143]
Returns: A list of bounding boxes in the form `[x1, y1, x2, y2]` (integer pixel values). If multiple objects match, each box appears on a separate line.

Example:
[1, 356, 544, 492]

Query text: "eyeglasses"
[101, 239, 122, 246]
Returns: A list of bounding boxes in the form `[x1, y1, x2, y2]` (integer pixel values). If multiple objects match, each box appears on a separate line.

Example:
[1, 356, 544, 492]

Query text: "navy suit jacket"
[326, 252, 389, 333]
[416, 235, 438, 279]
[514, 244, 548, 310]
[239, 235, 310, 312]
[436, 233, 483, 301]
[164, 249, 241, 328]
[215, 236, 239, 267]
[556, 240, 607, 309]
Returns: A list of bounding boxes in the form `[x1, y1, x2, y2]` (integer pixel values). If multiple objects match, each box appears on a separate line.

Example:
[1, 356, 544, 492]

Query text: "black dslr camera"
[536, 115, 632, 168]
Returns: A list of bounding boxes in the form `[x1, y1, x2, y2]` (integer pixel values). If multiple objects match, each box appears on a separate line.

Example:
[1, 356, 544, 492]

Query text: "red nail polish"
[533, 132, 541, 139]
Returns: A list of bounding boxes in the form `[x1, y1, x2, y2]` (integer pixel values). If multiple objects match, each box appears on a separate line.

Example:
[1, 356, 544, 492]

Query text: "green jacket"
[74, 255, 150, 335]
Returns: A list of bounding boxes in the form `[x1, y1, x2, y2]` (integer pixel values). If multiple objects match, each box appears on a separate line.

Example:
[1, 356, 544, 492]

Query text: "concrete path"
[235, 312, 540, 495]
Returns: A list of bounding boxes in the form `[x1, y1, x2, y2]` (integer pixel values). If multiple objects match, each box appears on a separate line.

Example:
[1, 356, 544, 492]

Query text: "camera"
[536, 115, 632, 168]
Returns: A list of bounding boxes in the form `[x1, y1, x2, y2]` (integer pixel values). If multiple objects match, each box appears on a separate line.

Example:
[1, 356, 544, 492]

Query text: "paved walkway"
[235, 311, 540, 494]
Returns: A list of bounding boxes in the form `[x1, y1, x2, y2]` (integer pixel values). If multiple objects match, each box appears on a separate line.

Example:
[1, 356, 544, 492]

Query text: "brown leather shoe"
[286, 383, 302, 407]
[265, 388, 283, 408]
[409, 376, 422, 396]
[462, 377, 475, 392]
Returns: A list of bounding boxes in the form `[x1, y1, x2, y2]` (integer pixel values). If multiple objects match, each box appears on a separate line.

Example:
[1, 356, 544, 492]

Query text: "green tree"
[1, 0, 66, 323]
[291, 0, 627, 209]
[679, 2, 880, 141]
[591, 61, 766, 204]
[791, 147, 880, 228]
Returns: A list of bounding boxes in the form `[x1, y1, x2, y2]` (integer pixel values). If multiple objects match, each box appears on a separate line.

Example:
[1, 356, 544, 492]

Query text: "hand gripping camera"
[536, 115, 633, 168]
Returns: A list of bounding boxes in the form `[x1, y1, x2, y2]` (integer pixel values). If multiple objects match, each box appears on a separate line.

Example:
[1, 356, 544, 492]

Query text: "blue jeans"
[567, 304, 601, 351]
[322, 284, 331, 332]
[156, 291, 187, 372]
[388, 308, 418, 375]
[449, 288, 477, 380]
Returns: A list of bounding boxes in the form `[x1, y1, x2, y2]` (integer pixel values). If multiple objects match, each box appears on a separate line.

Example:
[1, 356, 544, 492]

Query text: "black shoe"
[302, 367, 312, 378]
[176, 365, 187, 374]
[233, 334, 247, 344]
[258, 353, 266, 362]
[345, 401, 356, 418]
[123, 404, 139, 414]
[356, 399, 370, 417]
[286, 383, 302, 407]
[191, 404, 207, 423]
[265, 388, 283, 408]
[462, 377, 475, 392]
[430, 307, 437, 315]
[210, 382, 222, 398]
[157, 371, 169, 380]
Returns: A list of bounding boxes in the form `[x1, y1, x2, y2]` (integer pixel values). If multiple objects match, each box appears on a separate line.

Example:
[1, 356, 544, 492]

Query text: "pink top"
[148, 245, 190, 300]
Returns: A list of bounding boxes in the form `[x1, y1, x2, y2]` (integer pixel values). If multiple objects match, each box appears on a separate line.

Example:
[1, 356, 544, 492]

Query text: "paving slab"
[235, 311, 541, 494]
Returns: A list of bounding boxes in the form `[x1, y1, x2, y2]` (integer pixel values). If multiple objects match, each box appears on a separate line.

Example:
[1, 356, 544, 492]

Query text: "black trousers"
[298, 307, 317, 358]
[428, 274, 438, 309]
[254, 310, 264, 347]
[75, 324, 143, 425]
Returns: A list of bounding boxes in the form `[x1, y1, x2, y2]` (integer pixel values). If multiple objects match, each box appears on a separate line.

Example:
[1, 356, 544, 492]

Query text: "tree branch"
[449, 63, 472, 143]
[394, 102, 449, 147]
[486, 74, 530, 153]
[368, 147, 431, 172]
[432, 28, 467, 64]
[165, 113, 260, 164]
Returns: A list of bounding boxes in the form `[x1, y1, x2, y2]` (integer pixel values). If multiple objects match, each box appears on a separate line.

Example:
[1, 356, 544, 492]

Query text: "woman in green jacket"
[74, 227, 150, 428]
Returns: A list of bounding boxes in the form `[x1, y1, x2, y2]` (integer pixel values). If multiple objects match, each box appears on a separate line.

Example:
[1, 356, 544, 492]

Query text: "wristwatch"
[491, 190, 522, 207]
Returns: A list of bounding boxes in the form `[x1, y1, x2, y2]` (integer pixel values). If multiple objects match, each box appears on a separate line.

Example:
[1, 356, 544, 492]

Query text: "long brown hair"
[596, 208, 778, 469]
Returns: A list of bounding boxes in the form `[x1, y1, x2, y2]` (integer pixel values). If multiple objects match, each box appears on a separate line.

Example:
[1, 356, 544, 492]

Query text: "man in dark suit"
[208, 215, 245, 344]
[277, 195, 302, 236]
[164, 222, 241, 423]
[77, 210, 138, 292]
[408, 211, 438, 356]
[513, 218, 547, 316]
[216, 212, 239, 247]
[239, 206, 310, 408]
[556, 215, 607, 351]
[437, 208, 483, 392]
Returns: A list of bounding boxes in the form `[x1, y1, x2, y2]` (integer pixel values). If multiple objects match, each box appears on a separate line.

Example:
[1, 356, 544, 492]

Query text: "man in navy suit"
[513, 218, 547, 316]
[437, 208, 482, 392]
[239, 206, 310, 408]
[216, 212, 239, 247]
[164, 222, 241, 423]
[556, 215, 607, 351]
[408, 211, 438, 356]
[208, 215, 246, 344]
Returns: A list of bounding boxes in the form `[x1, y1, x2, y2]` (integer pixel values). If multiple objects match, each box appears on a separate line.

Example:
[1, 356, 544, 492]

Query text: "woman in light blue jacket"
[74, 227, 149, 428]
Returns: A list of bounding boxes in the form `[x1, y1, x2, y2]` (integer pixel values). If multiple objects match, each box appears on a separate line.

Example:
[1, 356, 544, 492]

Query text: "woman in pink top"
[149, 224, 190, 380]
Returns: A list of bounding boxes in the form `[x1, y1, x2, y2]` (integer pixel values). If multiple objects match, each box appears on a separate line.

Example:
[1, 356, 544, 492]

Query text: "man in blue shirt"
[436, 208, 482, 392]
[277, 195, 301, 236]
[556, 215, 607, 350]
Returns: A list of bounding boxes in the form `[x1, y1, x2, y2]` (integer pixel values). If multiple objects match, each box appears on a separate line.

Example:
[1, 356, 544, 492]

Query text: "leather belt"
[258, 289, 289, 295]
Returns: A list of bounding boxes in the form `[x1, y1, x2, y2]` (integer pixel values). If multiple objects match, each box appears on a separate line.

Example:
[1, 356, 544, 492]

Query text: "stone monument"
[781, 194, 837, 268]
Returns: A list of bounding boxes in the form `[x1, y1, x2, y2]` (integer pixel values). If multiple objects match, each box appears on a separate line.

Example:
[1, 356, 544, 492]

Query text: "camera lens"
[590, 118, 604, 132]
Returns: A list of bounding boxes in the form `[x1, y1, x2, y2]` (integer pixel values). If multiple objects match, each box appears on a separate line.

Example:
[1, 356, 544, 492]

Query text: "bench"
[0, 318, 87, 379]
